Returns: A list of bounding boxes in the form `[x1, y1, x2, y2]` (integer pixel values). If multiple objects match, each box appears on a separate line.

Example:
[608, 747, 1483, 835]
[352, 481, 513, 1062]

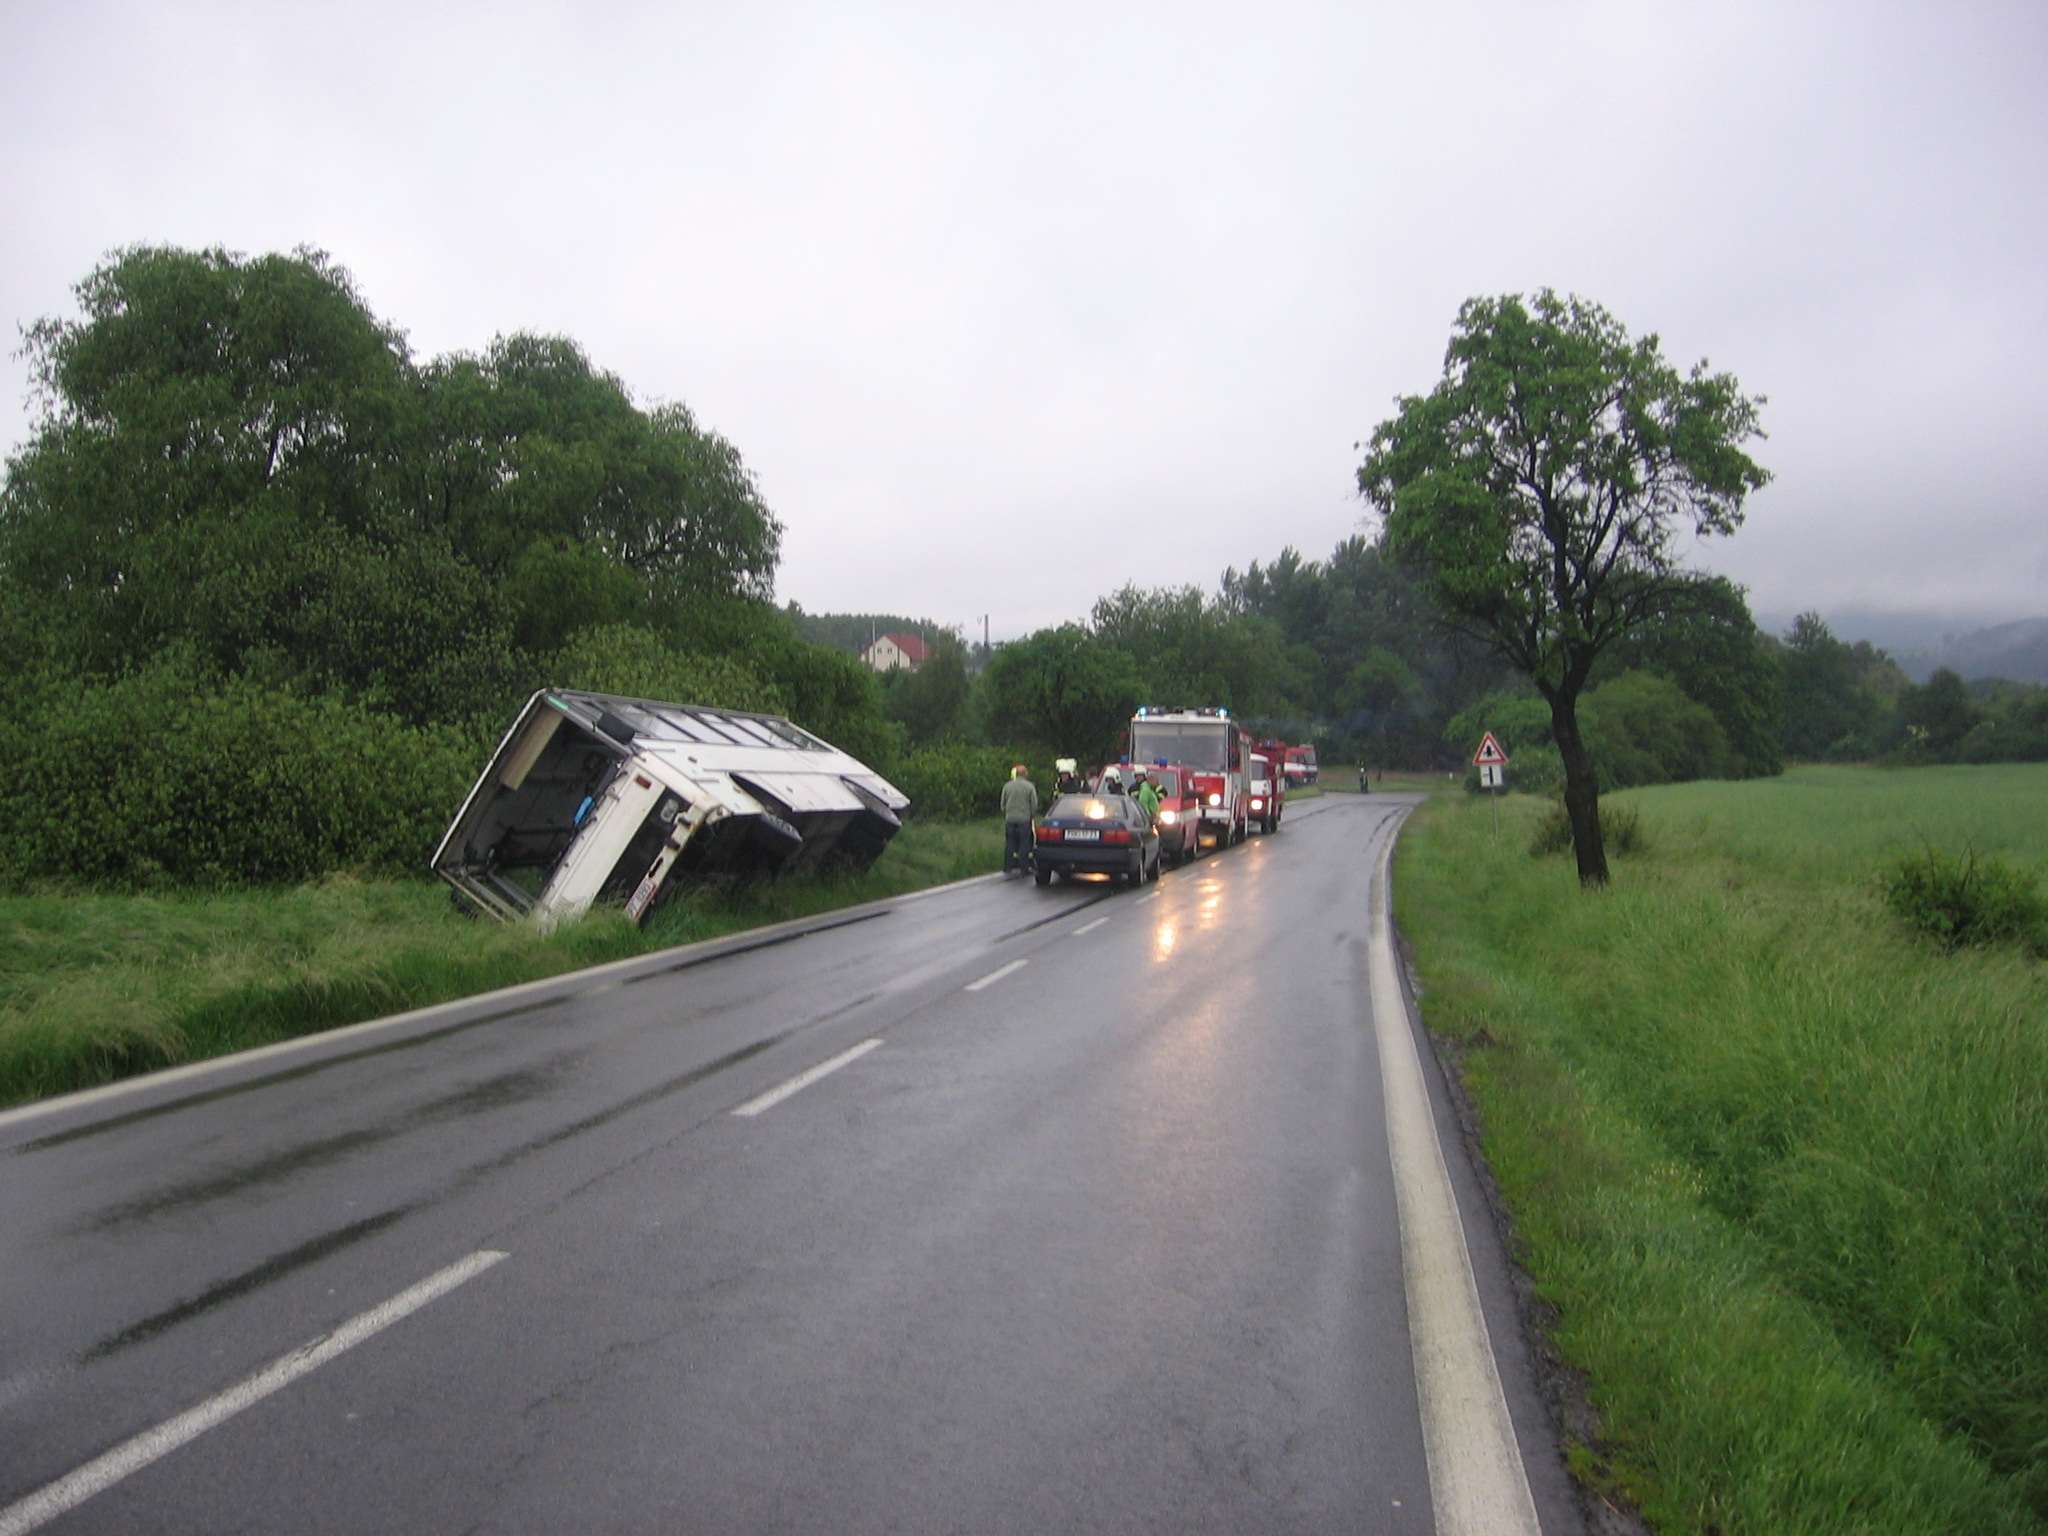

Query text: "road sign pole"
[1472, 735, 1509, 846]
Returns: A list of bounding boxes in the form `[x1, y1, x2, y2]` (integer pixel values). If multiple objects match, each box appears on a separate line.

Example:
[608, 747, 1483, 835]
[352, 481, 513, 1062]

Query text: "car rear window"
[1047, 794, 1135, 822]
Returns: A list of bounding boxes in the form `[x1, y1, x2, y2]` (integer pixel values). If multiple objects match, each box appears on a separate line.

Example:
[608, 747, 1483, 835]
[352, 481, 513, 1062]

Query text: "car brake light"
[1102, 829, 1131, 844]
[1036, 826, 1063, 842]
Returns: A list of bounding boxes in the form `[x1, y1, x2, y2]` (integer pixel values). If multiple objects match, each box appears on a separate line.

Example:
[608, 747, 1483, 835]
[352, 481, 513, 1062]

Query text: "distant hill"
[1895, 617, 2048, 686]
[1755, 609, 2048, 686]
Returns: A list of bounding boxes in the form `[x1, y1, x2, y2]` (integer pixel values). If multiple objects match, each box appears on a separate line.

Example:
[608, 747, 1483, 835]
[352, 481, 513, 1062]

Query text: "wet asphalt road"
[0, 795, 1581, 1534]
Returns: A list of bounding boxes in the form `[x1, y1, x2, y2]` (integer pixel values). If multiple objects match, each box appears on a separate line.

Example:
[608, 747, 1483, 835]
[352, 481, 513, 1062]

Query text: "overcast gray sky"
[4, 1, 2044, 642]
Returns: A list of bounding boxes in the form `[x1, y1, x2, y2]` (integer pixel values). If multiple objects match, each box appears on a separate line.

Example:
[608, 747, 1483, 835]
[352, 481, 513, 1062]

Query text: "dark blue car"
[1032, 793, 1161, 888]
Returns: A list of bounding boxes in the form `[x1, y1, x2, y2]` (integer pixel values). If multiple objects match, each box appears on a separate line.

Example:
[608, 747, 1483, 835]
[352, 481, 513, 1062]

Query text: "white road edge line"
[1366, 816, 1542, 1536]
[962, 959, 1027, 993]
[731, 1039, 883, 1117]
[1071, 917, 1109, 936]
[0, 1250, 508, 1536]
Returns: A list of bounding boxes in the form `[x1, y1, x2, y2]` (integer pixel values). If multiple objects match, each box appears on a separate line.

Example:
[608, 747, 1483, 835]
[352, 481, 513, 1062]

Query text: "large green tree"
[2, 246, 443, 686]
[1, 246, 783, 726]
[1775, 613, 1902, 760]
[984, 624, 1141, 763]
[1224, 536, 1512, 765]
[1893, 667, 1981, 758]
[1359, 292, 1769, 884]
[1089, 582, 1283, 715]
[1597, 574, 1781, 777]
[407, 333, 779, 606]
[881, 631, 974, 745]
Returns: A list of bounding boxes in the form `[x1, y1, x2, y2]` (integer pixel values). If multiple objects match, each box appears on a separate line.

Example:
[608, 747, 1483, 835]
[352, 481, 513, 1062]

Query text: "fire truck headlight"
[1251, 797, 1263, 810]
[1207, 792, 1222, 806]
[1158, 809, 1177, 824]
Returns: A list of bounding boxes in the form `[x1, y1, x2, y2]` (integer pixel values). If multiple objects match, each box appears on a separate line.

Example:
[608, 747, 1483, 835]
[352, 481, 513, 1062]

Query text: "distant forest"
[787, 609, 959, 658]
[820, 538, 2048, 792]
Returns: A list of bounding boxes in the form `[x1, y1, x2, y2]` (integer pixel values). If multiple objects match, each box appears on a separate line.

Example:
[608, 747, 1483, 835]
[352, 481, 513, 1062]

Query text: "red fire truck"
[1249, 738, 1290, 833]
[1128, 707, 1254, 848]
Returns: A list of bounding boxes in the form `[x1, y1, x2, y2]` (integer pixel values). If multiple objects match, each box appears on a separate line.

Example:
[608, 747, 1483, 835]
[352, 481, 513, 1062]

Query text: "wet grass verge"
[0, 819, 1002, 1108]
[1394, 764, 2048, 1534]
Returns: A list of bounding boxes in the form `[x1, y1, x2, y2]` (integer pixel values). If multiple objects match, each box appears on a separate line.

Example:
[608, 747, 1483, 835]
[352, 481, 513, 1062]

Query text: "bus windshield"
[1131, 722, 1228, 771]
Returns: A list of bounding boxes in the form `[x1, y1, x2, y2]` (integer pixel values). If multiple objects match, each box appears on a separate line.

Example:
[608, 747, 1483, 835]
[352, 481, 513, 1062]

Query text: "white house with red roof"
[862, 631, 931, 672]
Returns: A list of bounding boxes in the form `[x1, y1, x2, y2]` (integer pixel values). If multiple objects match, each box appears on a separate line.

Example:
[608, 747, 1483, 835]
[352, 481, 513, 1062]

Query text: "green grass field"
[0, 819, 1003, 1109]
[1395, 764, 2048, 1534]
[1324, 766, 1464, 794]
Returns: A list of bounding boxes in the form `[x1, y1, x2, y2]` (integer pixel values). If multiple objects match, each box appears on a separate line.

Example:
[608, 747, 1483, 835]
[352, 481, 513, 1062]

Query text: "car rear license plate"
[1064, 829, 1100, 841]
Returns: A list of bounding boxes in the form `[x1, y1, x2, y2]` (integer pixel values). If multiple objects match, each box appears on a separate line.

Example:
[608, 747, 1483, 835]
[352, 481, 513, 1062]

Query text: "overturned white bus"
[432, 689, 910, 929]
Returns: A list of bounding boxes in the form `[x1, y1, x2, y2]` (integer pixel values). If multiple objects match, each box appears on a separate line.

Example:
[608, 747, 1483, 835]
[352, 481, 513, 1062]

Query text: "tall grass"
[0, 820, 1002, 1108]
[1396, 764, 2048, 1534]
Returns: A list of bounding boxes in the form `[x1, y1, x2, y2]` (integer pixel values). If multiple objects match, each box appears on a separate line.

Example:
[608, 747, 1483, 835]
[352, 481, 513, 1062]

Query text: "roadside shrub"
[1529, 799, 1645, 858]
[1505, 742, 1566, 795]
[0, 659, 477, 890]
[893, 744, 1047, 821]
[1880, 845, 2047, 955]
[1954, 692, 2048, 765]
[1584, 670, 1733, 789]
[551, 623, 787, 716]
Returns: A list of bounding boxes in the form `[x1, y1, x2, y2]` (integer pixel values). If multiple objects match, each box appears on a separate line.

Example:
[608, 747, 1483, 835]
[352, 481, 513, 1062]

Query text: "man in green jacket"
[1131, 769, 1161, 821]
[1000, 764, 1038, 876]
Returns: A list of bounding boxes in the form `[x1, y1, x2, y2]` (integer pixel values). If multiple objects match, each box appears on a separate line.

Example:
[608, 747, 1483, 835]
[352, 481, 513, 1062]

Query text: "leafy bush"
[1530, 799, 1645, 858]
[892, 744, 1048, 821]
[1955, 690, 2048, 765]
[983, 623, 1141, 765]
[1880, 846, 2047, 955]
[0, 658, 477, 890]
[1584, 670, 1733, 788]
[551, 623, 786, 715]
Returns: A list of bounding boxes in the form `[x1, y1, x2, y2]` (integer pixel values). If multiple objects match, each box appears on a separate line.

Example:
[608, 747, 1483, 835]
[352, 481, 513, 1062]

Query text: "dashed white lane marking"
[1071, 917, 1109, 937]
[1134, 890, 1161, 904]
[1364, 817, 1541, 1536]
[731, 1038, 883, 1118]
[963, 959, 1028, 993]
[0, 1250, 508, 1536]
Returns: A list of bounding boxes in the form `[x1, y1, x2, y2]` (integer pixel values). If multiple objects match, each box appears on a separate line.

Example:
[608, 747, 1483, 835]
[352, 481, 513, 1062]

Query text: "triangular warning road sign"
[1472, 731, 1509, 766]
